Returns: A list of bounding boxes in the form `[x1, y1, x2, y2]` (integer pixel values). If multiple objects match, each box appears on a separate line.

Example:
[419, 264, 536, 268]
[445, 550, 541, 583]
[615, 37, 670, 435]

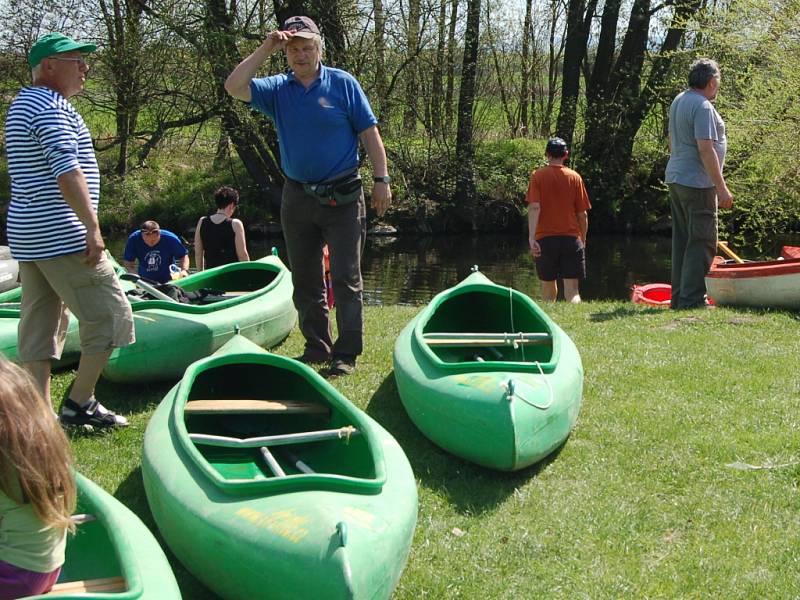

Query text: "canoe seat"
[185, 399, 329, 415]
[423, 332, 552, 347]
[49, 576, 126, 594]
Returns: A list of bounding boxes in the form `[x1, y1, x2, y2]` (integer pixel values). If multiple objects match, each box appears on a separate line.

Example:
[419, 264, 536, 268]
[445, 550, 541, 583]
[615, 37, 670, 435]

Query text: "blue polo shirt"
[249, 65, 377, 183]
[123, 229, 188, 283]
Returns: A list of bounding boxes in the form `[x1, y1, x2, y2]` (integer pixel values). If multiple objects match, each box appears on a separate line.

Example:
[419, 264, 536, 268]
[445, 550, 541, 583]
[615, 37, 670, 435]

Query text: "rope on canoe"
[504, 366, 553, 410]
[508, 285, 526, 361]
[338, 425, 357, 443]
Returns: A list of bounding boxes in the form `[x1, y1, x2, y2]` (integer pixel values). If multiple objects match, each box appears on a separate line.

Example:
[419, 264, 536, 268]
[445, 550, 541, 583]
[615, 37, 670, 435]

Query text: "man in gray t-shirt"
[665, 58, 733, 309]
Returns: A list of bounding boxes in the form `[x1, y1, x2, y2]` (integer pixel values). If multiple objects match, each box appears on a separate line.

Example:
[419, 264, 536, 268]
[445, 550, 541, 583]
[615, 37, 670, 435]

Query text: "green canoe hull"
[142, 335, 418, 600]
[103, 255, 297, 383]
[393, 270, 583, 471]
[27, 473, 179, 599]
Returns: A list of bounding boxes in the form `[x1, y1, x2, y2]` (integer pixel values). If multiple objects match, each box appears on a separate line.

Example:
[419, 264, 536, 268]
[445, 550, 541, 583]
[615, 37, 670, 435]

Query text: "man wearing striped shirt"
[4, 33, 134, 429]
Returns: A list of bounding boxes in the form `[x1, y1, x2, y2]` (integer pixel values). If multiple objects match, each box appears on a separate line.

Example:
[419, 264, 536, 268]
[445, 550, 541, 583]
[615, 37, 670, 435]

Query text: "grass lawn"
[57, 302, 800, 598]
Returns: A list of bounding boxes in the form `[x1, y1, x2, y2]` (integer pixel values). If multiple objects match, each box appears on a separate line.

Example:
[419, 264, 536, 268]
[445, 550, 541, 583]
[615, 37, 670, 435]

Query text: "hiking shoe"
[60, 398, 129, 429]
[327, 356, 356, 377]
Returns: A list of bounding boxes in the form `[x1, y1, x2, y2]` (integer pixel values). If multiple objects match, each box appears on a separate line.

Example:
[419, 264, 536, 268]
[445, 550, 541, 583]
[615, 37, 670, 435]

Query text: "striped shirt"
[4, 86, 100, 261]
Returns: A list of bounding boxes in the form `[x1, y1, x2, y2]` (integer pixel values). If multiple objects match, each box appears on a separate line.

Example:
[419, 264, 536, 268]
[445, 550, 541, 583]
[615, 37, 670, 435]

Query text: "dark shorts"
[534, 235, 586, 281]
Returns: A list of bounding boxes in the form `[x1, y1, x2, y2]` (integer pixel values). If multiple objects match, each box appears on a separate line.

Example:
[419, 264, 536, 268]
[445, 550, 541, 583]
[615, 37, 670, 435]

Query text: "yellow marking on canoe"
[342, 507, 376, 530]
[452, 373, 501, 393]
[235, 507, 310, 543]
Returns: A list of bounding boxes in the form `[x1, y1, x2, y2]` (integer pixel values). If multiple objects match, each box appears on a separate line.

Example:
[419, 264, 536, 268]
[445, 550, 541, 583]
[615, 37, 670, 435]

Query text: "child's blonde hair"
[0, 358, 76, 531]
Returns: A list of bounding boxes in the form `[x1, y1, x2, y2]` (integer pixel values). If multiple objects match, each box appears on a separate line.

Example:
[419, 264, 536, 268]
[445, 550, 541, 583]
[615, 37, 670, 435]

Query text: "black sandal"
[60, 398, 129, 429]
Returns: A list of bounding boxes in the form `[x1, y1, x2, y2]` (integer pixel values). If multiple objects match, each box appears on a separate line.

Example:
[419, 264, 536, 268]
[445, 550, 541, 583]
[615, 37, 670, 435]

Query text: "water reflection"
[251, 234, 675, 305]
[109, 232, 798, 306]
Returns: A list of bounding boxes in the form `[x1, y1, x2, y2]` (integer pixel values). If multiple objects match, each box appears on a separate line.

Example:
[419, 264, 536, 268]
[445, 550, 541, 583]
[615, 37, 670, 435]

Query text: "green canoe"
[142, 335, 418, 600]
[102, 253, 297, 383]
[28, 472, 179, 599]
[393, 269, 584, 471]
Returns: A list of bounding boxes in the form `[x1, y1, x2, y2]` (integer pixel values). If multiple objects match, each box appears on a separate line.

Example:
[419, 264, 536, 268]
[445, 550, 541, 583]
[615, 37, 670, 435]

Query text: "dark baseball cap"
[546, 137, 569, 157]
[28, 33, 96, 69]
[282, 16, 320, 38]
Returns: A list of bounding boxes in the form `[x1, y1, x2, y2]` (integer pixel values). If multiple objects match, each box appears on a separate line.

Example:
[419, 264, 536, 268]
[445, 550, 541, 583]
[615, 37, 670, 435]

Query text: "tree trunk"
[430, 0, 448, 133]
[205, 0, 283, 191]
[454, 0, 481, 229]
[444, 0, 459, 129]
[373, 0, 390, 130]
[520, 0, 533, 135]
[555, 0, 598, 144]
[403, 0, 421, 132]
[99, 0, 144, 177]
[542, 0, 563, 136]
[577, 0, 703, 228]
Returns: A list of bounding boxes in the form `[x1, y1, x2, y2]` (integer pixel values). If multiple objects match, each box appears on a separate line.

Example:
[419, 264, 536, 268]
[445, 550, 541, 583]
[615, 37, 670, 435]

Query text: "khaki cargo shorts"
[18, 252, 135, 361]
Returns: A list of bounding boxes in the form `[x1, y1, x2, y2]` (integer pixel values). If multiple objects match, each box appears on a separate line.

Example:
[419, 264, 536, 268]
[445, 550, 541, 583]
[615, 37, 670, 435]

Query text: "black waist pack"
[303, 171, 362, 207]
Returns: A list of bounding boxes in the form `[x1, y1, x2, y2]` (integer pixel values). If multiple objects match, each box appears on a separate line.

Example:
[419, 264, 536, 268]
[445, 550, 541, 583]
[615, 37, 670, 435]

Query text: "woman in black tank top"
[193, 186, 250, 270]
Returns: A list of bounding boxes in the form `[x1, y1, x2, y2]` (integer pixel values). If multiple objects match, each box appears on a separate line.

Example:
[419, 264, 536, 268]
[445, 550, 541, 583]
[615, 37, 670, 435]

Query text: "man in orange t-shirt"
[526, 137, 591, 303]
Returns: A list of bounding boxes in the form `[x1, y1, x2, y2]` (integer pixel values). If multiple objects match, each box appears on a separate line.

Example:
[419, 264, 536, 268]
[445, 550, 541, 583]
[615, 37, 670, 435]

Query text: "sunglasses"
[142, 229, 160, 236]
[51, 56, 88, 66]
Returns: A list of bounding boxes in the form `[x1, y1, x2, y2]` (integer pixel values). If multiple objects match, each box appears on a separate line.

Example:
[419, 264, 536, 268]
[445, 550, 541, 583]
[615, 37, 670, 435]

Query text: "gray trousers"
[669, 183, 717, 309]
[281, 180, 366, 358]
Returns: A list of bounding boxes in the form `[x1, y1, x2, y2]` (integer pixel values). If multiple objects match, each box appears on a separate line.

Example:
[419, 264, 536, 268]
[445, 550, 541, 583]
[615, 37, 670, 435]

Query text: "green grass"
[56, 302, 800, 598]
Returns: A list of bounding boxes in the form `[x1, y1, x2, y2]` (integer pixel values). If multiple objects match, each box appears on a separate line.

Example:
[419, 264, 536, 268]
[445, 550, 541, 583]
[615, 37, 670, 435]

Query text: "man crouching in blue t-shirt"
[225, 15, 392, 378]
[123, 220, 189, 284]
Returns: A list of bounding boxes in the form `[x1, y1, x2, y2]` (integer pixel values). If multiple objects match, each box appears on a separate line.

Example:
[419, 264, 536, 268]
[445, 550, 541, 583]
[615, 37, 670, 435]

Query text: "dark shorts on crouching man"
[281, 179, 366, 360]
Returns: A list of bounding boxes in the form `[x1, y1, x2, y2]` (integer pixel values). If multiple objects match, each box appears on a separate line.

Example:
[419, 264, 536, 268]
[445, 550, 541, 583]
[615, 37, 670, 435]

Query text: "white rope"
[504, 368, 553, 410]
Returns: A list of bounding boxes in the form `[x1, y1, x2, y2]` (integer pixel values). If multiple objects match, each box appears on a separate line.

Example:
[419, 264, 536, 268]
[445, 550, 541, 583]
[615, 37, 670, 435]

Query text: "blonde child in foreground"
[0, 359, 76, 598]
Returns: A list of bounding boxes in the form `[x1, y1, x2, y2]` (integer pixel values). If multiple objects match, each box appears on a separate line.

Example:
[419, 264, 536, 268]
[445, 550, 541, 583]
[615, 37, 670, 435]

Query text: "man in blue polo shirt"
[122, 220, 189, 284]
[225, 15, 391, 377]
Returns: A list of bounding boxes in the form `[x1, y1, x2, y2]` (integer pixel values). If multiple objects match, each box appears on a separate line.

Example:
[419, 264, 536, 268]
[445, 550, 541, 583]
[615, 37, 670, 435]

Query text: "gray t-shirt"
[665, 89, 726, 189]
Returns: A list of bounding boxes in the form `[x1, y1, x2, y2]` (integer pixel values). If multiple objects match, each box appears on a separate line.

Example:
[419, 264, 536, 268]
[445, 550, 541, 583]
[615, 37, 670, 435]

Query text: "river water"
[247, 232, 800, 305]
[107, 232, 798, 306]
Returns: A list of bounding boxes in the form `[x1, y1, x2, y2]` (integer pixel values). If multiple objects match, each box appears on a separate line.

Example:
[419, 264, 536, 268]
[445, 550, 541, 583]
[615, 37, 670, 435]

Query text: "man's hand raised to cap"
[262, 30, 295, 53]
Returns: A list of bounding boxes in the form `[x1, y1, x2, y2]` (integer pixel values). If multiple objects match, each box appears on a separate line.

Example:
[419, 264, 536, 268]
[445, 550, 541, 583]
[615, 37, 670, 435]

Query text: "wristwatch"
[373, 175, 392, 184]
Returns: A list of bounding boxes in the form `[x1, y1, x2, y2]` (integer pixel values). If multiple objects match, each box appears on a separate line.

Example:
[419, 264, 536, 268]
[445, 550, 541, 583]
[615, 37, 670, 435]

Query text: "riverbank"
[60, 302, 800, 597]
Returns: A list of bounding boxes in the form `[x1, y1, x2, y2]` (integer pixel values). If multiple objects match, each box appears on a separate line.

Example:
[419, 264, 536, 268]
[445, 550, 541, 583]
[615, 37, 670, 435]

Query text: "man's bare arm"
[697, 139, 733, 208]
[225, 31, 294, 102]
[359, 125, 392, 217]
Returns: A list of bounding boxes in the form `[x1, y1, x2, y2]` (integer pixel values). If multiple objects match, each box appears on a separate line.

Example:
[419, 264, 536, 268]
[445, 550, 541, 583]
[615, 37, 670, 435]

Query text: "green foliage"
[473, 138, 544, 206]
[95, 138, 275, 237]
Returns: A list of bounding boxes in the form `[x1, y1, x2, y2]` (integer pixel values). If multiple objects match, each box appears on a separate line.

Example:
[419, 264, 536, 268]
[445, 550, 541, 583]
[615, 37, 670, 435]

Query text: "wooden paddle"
[717, 241, 745, 264]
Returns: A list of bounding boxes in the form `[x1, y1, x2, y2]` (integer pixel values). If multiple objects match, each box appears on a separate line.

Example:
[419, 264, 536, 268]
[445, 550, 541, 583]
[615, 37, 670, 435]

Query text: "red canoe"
[781, 245, 800, 260]
[631, 283, 672, 307]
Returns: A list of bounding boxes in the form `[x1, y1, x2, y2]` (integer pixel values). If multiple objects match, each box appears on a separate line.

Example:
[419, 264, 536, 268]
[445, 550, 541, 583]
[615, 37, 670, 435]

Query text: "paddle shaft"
[423, 332, 551, 347]
[718, 241, 744, 264]
[189, 426, 359, 448]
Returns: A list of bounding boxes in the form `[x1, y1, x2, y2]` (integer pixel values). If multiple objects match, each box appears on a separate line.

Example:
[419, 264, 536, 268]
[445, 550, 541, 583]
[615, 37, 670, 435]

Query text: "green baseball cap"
[28, 33, 97, 69]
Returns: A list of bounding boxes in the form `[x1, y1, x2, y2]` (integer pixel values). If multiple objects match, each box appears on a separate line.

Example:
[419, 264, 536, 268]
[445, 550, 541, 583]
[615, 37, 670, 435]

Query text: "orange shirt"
[526, 165, 591, 240]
